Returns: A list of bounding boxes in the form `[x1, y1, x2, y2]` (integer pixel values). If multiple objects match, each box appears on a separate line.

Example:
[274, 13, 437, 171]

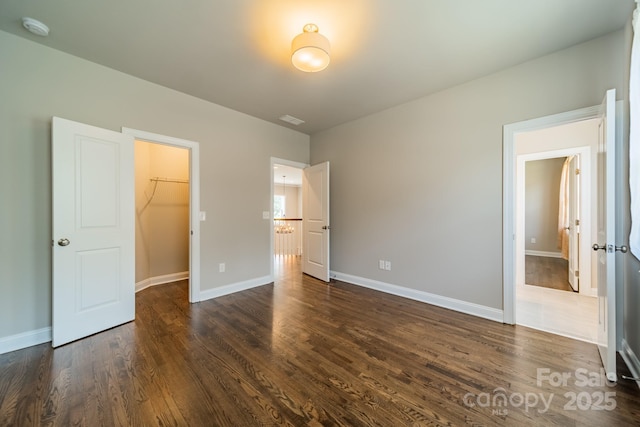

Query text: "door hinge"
[575, 168, 580, 175]
[575, 270, 579, 278]
[575, 219, 580, 226]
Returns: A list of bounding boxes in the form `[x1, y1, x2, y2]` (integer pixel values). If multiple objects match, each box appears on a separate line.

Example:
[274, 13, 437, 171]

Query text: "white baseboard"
[621, 339, 640, 390]
[136, 271, 190, 292]
[331, 271, 504, 323]
[524, 250, 563, 258]
[198, 275, 273, 302]
[0, 327, 51, 355]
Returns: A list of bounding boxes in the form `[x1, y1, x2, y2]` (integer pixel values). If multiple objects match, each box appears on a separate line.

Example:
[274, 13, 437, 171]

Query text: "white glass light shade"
[291, 24, 330, 72]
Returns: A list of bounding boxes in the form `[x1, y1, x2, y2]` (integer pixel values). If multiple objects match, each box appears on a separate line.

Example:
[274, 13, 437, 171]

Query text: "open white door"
[302, 162, 330, 282]
[567, 155, 580, 292]
[52, 117, 135, 347]
[593, 89, 618, 382]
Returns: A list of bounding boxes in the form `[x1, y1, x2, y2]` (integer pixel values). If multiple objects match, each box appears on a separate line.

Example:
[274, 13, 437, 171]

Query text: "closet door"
[52, 117, 135, 347]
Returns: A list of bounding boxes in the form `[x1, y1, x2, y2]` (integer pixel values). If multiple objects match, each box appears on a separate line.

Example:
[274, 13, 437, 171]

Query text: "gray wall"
[525, 158, 565, 254]
[0, 30, 309, 340]
[310, 30, 626, 310]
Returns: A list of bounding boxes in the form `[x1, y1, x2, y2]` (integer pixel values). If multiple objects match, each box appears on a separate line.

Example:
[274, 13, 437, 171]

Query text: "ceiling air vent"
[279, 115, 305, 126]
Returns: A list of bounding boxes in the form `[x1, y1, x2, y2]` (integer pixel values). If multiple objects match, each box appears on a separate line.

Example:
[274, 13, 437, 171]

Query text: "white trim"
[503, 105, 601, 324]
[515, 321, 596, 344]
[135, 271, 190, 293]
[198, 276, 272, 301]
[621, 339, 640, 390]
[270, 157, 309, 280]
[0, 327, 51, 355]
[524, 250, 563, 258]
[516, 146, 592, 295]
[122, 127, 201, 303]
[332, 271, 503, 323]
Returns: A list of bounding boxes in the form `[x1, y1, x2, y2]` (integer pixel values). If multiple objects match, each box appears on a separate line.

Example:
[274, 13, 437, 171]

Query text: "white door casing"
[595, 89, 617, 382]
[270, 157, 308, 280]
[504, 105, 602, 325]
[122, 127, 201, 303]
[303, 162, 330, 282]
[52, 117, 135, 347]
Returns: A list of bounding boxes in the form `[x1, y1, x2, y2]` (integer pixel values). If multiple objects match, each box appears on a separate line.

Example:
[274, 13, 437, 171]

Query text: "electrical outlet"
[379, 260, 385, 270]
[219, 263, 225, 273]
[385, 261, 391, 271]
[531, 237, 536, 244]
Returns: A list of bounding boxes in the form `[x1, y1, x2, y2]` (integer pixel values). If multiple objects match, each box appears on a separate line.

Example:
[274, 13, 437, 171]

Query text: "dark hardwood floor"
[525, 255, 573, 292]
[1, 256, 639, 426]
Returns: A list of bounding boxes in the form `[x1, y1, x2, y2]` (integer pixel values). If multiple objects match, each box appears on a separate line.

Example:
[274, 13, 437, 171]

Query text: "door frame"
[503, 105, 601, 324]
[516, 146, 592, 296]
[123, 128, 201, 303]
[270, 157, 308, 280]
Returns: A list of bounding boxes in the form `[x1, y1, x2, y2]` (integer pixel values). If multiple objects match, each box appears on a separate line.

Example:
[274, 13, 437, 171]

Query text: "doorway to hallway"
[272, 159, 306, 281]
[505, 113, 600, 343]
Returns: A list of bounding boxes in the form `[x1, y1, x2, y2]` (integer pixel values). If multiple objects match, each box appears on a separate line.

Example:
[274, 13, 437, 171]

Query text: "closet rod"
[150, 177, 189, 184]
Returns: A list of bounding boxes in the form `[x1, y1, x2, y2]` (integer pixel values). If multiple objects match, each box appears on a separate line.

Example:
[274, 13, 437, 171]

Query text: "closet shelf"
[150, 177, 189, 184]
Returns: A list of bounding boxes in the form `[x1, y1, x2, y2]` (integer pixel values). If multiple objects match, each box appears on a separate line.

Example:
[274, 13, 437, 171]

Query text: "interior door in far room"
[303, 162, 330, 282]
[567, 155, 580, 291]
[52, 117, 135, 348]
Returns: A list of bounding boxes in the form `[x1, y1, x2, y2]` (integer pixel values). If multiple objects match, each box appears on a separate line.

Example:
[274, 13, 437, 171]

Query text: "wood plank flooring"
[1, 256, 639, 426]
[525, 255, 573, 292]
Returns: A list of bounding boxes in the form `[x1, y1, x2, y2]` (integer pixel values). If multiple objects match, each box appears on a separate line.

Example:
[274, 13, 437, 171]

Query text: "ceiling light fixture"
[291, 24, 330, 73]
[22, 17, 49, 37]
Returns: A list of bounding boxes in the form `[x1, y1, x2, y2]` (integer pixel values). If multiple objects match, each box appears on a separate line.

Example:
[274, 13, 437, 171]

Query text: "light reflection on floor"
[516, 283, 597, 343]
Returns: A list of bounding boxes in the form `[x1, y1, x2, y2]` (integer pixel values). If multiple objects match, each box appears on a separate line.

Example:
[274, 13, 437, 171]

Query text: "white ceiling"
[0, 0, 634, 135]
[274, 164, 303, 187]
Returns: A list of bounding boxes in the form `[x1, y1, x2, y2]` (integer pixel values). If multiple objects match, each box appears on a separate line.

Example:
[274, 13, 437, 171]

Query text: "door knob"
[322, 225, 331, 230]
[57, 238, 70, 247]
[593, 243, 628, 253]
